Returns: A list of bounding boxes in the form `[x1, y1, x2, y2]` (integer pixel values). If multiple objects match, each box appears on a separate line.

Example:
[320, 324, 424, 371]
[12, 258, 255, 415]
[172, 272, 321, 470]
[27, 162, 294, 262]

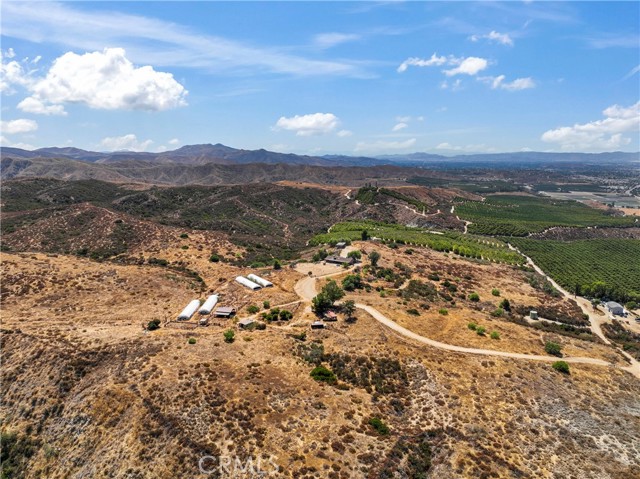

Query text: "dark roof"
[326, 255, 354, 264]
[214, 306, 236, 316]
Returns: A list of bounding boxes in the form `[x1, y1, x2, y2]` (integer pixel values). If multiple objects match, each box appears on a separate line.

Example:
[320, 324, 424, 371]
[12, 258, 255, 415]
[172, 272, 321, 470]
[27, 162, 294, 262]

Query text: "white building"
[605, 301, 624, 316]
[199, 295, 219, 315]
[235, 276, 262, 291]
[178, 299, 201, 320]
[247, 273, 273, 288]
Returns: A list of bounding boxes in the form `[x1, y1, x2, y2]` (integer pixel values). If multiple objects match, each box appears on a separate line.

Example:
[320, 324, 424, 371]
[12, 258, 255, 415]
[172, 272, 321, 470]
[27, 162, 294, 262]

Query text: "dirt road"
[292, 266, 640, 378]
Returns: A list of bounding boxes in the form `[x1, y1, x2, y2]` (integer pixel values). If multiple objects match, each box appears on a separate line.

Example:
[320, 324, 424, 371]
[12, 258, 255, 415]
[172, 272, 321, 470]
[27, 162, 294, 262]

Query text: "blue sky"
[1, 1, 638, 155]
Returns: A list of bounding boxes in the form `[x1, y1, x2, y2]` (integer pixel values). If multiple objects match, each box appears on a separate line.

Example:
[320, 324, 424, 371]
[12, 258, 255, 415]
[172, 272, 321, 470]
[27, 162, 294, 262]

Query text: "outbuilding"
[325, 255, 355, 266]
[335, 242, 347, 249]
[214, 307, 237, 318]
[311, 321, 325, 329]
[238, 318, 256, 329]
[324, 311, 338, 322]
[235, 276, 262, 291]
[199, 294, 219, 315]
[247, 273, 273, 288]
[606, 301, 624, 316]
[177, 299, 201, 321]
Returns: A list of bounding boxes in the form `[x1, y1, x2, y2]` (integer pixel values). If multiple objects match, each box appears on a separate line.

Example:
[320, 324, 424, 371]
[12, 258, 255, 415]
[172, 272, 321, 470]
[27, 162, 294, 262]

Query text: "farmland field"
[311, 220, 525, 265]
[510, 238, 640, 303]
[456, 195, 637, 236]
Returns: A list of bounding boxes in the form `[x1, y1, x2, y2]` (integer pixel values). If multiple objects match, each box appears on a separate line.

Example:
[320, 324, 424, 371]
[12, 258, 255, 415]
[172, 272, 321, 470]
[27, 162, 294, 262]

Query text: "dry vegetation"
[2, 244, 639, 478]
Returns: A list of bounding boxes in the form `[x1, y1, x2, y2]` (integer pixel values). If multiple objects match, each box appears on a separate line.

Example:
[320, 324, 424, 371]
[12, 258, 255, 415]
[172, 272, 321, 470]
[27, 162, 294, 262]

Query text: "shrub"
[552, 361, 570, 374]
[369, 250, 381, 267]
[476, 326, 486, 336]
[368, 417, 390, 436]
[469, 292, 480, 302]
[147, 319, 161, 331]
[247, 305, 260, 314]
[312, 249, 329, 262]
[491, 308, 504, 317]
[273, 259, 282, 270]
[310, 365, 336, 384]
[188, 337, 196, 345]
[467, 322, 477, 331]
[428, 273, 440, 281]
[342, 274, 364, 291]
[438, 308, 449, 316]
[490, 331, 500, 340]
[255, 322, 267, 330]
[181, 245, 189, 250]
[499, 298, 511, 312]
[545, 341, 563, 356]
[491, 288, 501, 296]
[223, 330, 235, 343]
[293, 331, 307, 341]
[347, 250, 362, 260]
[263, 300, 271, 309]
[209, 254, 220, 263]
[626, 301, 637, 311]
[407, 308, 420, 316]
[180, 233, 189, 239]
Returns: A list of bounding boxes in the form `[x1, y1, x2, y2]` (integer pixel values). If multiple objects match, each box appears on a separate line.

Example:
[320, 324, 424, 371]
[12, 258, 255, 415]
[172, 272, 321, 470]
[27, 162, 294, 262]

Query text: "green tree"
[545, 341, 562, 357]
[369, 250, 381, 267]
[552, 361, 570, 374]
[499, 298, 511, 312]
[247, 305, 260, 314]
[322, 280, 345, 303]
[342, 299, 356, 319]
[273, 259, 282, 270]
[223, 329, 235, 343]
[312, 293, 332, 315]
[310, 366, 337, 384]
[361, 229, 370, 240]
[491, 288, 500, 296]
[468, 292, 480, 302]
[347, 250, 362, 260]
[342, 274, 364, 291]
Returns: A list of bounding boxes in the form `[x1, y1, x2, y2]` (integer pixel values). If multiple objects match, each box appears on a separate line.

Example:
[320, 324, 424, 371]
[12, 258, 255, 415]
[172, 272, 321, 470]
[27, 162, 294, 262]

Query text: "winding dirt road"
[293, 266, 640, 378]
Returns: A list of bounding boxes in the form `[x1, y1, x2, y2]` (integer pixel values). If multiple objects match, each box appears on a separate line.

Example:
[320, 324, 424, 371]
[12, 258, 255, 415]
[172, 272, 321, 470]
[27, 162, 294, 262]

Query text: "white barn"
[247, 273, 273, 288]
[606, 301, 624, 316]
[178, 299, 201, 320]
[235, 276, 262, 291]
[199, 295, 219, 315]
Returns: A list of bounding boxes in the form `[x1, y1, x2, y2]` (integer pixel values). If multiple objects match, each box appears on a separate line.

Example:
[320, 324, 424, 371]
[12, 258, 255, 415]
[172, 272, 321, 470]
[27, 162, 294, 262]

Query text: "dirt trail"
[292, 265, 640, 378]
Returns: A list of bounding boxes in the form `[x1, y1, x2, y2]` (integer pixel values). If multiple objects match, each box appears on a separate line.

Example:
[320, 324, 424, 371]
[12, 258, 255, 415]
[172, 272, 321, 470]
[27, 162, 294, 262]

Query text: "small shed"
[238, 318, 256, 329]
[214, 306, 236, 318]
[326, 255, 354, 266]
[311, 321, 325, 329]
[199, 317, 210, 326]
[335, 242, 347, 249]
[324, 311, 338, 322]
[529, 310, 538, 320]
[606, 302, 624, 316]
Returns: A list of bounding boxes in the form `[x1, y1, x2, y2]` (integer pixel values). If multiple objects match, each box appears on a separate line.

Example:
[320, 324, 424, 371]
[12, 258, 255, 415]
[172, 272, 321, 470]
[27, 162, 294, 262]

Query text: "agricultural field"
[456, 195, 636, 236]
[407, 176, 523, 194]
[311, 221, 525, 265]
[510, 238, 640, 304]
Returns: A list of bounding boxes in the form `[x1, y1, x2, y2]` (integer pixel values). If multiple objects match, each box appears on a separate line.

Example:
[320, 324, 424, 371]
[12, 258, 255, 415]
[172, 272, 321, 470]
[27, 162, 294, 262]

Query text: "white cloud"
[5, 48, 16, 59]
[435, 142, 497, 153]
[395, 116, 411, 123]
[168, 138, 180, 145]
[397, 53, 447, 73]
[32, 55, 42, 64]
[470, 31, 514, 46]
[0, 54, 33, 93]
[541, 101, 640, 151]
[0, 118, 38, 134]
[355, 138, 416, 152]
[17, 96, 67, 115]
[27, 48, 187, 112]
[479, 75, 536, 91]
[100, 134, 153, 152]
[392, 122, 408, 132]
[440, 79, 463, 91]
[2, 2, 364, 78]
[337, 129, 353, 137]
[622, 65, 640, 81]
[443, 57, 488, 76]
[399, 53, 489, 77]
[314, 33, 361, 49]
[274, 113, 340, 136]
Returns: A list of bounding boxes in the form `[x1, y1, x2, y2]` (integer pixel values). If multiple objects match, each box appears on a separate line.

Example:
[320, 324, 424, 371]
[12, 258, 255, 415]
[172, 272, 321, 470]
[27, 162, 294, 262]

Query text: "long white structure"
[247, 273, 273, 288]
[235, 276, 262, 291]
[199, 294, 219, 315]
[178, 299, 201, 320]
